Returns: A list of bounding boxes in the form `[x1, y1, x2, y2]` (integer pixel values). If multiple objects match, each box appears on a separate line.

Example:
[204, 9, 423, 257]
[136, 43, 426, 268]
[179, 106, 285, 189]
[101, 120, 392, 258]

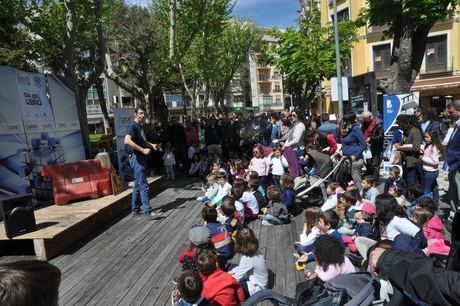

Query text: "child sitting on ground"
[178, 226, 217, 272]
[295, 207, 322, 255]
[280, 173, 296, 213]
[172, 270, 211, 306]
[0, 260, 61, 306]
[361, 176, 379, 203]
[388, 183, 410, 208]
[320, 182, 345, 211]
[337, 188, 372, 236]
[189, 153, 202, 177]
[202, 206, 234, 268]
[197, 250, 245, 305]
[207, 173, 232, 208]
[218, 196, 242, 239]
[342, 203, 375, 254]
[296, 210, 343, 263]
[234, 181, 259, 221]
[244, 170, 265, 197]
[258, 186, 290, 226]
[229, 159, 245, 182]
[229, 227, 269, 298]
[267, 145, 288, 189]
[412, 198, 450, 256]
[406, 183, 424, 217]
[383, 166, 407, 196]
[248, 177, 267, 209]
[305, 235, 355, 282]
[197, 172, 219, 203]
[229, 184, 245, 223]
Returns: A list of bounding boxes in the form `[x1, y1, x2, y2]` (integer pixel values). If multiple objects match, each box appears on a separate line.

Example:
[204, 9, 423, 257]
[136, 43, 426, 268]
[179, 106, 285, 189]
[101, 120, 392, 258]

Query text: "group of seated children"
[175, 224, 269, 304]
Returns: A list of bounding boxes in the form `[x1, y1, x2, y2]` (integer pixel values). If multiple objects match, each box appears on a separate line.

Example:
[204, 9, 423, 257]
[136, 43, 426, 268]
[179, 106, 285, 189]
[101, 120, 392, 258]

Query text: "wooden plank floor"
[0, 175, 307, 305]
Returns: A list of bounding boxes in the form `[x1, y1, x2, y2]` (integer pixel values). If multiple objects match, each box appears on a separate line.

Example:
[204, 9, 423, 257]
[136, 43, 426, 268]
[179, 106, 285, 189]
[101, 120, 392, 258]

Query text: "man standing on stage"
[124, 106, 163, 219]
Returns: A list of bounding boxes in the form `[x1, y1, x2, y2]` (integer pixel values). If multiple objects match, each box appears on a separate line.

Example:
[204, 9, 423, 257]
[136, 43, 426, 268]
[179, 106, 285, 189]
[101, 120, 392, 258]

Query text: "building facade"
[316, 0, 460, 114]
[249, 33, 291, 113]
[86, 76, 133, 132]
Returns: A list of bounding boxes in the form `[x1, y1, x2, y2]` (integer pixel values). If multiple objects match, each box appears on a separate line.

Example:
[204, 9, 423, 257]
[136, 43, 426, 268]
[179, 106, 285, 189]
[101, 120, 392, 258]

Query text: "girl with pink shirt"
[421, 130, 443, 205]
[248, 144, 270, 191]
[304, 235, 355, 282]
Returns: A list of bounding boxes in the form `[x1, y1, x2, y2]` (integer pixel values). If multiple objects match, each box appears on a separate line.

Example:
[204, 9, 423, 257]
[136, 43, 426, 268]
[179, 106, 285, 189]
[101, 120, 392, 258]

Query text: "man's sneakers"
[147, 210, 164, 220]
[131, 208, 142, 215]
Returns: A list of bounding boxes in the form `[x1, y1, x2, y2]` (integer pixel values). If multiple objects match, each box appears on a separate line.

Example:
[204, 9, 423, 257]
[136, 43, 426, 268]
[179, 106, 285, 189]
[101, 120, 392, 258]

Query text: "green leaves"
[269, 2, 357, 101]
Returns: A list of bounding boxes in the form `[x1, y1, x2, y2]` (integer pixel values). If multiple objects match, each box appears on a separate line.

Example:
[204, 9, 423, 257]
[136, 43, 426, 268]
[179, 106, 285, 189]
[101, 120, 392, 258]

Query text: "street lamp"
[331, 0, 343, 119]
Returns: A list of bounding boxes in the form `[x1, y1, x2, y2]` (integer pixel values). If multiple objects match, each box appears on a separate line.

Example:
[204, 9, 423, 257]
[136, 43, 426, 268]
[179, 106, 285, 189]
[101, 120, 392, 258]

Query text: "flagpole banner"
[0, 66, 85, 206]
[113, 108, 135, 180]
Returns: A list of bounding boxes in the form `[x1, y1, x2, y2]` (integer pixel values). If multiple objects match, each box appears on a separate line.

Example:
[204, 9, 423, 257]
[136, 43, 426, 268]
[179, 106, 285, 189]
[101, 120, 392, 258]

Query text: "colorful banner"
[0, 66, 85, 206]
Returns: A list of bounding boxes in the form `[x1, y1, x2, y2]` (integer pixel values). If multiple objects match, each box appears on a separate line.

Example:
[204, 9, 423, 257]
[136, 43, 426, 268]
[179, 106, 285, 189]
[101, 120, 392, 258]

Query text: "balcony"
[87, 104, 101, 114]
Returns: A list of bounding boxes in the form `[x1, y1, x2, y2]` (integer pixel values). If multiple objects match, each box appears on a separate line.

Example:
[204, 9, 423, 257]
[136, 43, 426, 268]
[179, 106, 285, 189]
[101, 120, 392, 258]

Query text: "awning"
[411, 75, 460, 91]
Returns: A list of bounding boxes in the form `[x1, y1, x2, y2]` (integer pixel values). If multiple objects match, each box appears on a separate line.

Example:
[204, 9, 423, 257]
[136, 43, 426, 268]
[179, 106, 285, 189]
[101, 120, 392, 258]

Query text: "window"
[373, 44, 391, 78]
[259, 73, 267, 81]
[425, 35, 447, 72]
[274, 84, 281, 92]
[331, 8, 349, 22]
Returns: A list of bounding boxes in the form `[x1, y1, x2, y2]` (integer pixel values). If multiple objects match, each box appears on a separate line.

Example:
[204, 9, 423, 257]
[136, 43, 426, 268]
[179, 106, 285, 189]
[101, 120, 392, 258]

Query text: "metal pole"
[332, 0, 343, 119]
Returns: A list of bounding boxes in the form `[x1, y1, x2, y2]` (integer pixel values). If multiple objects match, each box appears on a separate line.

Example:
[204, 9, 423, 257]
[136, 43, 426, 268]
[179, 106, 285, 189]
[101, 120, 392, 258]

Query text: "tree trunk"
[95, 77, 111, 133]
[384, 17, 432, 94]
[169, 0, 176, 60]
[75, 85, 92, 158]
[151, 85, 169, 122]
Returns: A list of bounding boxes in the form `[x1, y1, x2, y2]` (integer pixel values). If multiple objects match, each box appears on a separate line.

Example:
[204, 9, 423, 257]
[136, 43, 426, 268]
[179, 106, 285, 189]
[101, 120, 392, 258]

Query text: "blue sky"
[128, 0, 300, 28]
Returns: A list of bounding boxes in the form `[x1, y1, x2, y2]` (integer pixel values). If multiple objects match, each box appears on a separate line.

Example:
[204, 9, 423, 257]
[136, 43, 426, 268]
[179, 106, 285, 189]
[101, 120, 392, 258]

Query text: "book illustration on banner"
[18, 132, 65, 206]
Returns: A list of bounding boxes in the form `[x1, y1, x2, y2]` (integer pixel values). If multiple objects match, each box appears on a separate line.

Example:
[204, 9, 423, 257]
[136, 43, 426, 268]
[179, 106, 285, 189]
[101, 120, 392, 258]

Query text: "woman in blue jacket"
[340, 112, 367, 191]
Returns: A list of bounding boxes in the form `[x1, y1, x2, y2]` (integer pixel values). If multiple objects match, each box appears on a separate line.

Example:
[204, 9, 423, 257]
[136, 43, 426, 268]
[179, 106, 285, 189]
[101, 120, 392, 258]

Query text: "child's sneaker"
[261, 220, 273, 226]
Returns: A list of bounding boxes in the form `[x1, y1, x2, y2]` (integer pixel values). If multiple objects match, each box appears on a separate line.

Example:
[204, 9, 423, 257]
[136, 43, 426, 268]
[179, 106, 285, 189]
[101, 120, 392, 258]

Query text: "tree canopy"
[270, 2, 357, 110]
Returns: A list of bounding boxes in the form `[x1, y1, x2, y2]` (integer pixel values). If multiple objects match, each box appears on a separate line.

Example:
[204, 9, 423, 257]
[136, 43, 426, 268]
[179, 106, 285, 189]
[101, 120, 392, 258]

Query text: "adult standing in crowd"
[340, 112, 367, 191]
[278, 109, 306, 158]
[361, 111, 384, 183]
[205, 118, 222, 158]
[269, 113, 281, 147]
[447, 100, 460, 219]
[395, 115, 423, 185]
[421, 107, 442, 135]
[168, 117, 187, 170]
[124, 106, 163, 218]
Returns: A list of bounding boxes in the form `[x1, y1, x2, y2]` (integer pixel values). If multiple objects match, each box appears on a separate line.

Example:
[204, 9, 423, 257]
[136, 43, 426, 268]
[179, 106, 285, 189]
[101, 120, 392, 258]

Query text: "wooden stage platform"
[0, 176, 305, 305]
[0, 176, 163, 261]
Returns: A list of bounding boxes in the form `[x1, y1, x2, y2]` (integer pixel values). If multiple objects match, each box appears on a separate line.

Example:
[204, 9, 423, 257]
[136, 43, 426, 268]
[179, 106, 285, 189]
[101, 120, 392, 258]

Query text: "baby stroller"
[295, 150, 349, 206]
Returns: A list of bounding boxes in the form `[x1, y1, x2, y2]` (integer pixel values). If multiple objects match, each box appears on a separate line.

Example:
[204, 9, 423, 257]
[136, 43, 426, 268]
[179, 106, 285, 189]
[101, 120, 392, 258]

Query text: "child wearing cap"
[178, 226, 218, 272]
[342, 203, 375, 253]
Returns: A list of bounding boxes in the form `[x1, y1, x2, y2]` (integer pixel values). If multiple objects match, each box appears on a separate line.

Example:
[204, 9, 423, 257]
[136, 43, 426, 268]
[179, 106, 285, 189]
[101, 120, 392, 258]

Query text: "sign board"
[113, 108, 135, 180]
[331, 77, 349, 101]
[383, 92, 420, 134]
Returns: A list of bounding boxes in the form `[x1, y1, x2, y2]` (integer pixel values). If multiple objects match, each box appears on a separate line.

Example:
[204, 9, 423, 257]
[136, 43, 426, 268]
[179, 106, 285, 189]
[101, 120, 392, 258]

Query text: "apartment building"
[249, 33, 291, 113]
[86, 76, 133, 132]
[316, 0, 460, 114]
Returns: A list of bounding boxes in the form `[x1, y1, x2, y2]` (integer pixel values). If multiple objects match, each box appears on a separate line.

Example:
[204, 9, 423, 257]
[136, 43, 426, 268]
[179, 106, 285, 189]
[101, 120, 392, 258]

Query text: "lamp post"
[332, 0, 343, 119]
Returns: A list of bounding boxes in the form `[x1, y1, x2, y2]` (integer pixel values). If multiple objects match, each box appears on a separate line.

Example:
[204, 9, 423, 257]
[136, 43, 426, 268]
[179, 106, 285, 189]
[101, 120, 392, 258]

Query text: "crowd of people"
[1, 101, 460, 306]
[161, 101, 460, 305]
